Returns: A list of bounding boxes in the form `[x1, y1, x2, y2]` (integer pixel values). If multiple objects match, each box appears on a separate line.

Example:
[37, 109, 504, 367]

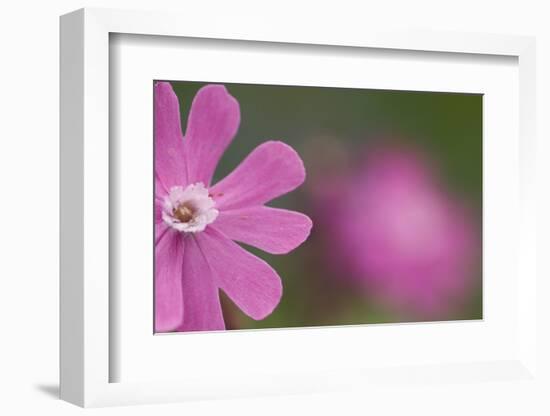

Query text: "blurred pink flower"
[312, 145, 478, 316]
[155, 82, 312, 332]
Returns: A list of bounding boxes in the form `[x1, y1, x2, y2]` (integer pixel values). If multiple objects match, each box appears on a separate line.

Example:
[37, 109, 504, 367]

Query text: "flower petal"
[184, 85, 240, 186]
[209, 141, 306, 210]
[155, 223, 168, 246]
[195, 227, 283, 320]
[155, 173, 168, 201]
[155, 230, 185, 332]
[177, 236, 225, 332]
[155, 200, 168, 244]
[212, 206, 312, 254]
[155, 199, 164, 224]
[155, 82, 187, 189]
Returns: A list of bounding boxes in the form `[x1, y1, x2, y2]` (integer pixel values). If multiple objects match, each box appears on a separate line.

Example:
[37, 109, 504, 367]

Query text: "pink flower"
[312, 145, 478, 316]
[155, 82, 312, 332]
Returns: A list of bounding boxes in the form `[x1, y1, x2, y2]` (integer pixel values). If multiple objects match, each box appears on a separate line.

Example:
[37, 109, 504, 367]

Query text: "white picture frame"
[60, 7, 538, 408]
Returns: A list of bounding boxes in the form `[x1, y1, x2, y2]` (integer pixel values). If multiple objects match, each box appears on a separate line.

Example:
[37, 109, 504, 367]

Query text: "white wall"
[1, 0, 548, 415]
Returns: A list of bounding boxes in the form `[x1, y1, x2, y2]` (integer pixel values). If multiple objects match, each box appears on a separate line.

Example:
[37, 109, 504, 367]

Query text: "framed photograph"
[60, 8, 538, 407]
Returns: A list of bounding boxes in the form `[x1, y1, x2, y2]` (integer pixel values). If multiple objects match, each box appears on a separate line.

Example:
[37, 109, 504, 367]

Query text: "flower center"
[162, 183, 218, 233]
[174, 203, 195, 223]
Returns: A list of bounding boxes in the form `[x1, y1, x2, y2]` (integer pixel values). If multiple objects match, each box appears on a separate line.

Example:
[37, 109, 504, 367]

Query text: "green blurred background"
[167, 80, 483, 330]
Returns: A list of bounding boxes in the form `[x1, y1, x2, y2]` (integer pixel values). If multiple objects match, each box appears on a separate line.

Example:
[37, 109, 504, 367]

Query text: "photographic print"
[154, 81, 482, 333]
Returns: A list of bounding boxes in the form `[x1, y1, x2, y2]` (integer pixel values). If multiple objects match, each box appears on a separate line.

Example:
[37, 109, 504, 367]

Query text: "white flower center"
[162, 183, 218, 233]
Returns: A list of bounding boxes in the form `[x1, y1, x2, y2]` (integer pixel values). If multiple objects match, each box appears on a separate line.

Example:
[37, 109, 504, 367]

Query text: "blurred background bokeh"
[168, 80, 482, 329]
